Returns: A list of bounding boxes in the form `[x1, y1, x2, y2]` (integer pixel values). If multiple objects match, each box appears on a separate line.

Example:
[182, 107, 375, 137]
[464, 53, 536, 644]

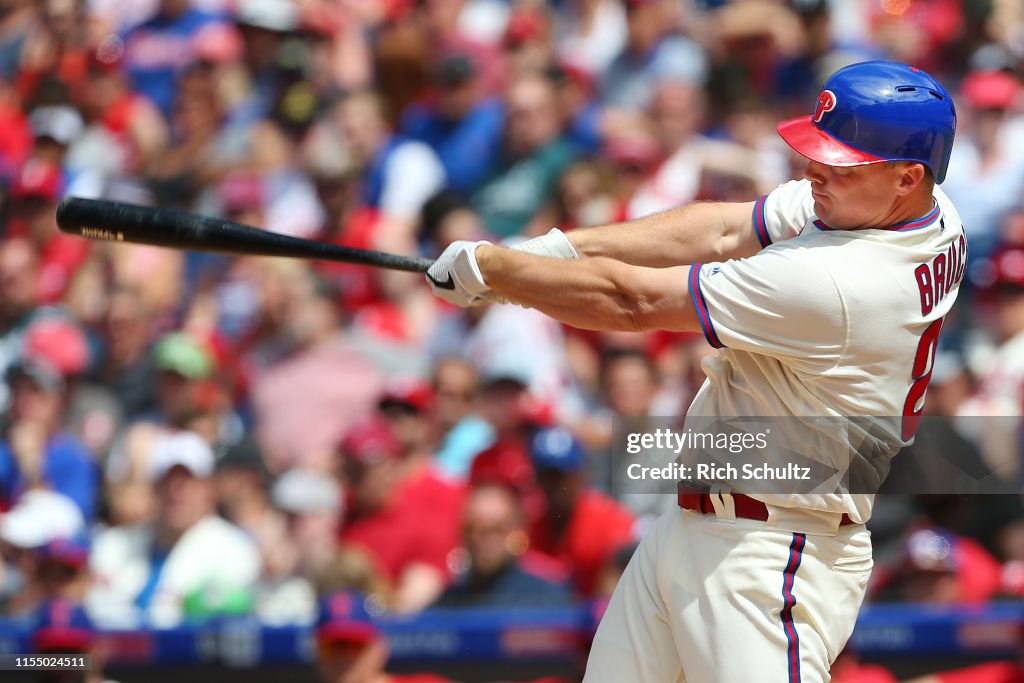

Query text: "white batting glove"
[505, 228, 578, 260]
[426, 240, 492, 307]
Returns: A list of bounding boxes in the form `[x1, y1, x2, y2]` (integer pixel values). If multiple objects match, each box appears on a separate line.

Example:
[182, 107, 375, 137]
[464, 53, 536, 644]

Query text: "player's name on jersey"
[626, 462, 812, 481]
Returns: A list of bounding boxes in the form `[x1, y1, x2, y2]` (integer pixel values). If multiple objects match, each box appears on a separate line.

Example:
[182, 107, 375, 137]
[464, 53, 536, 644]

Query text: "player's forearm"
[568, 201, 759, 266]
[476, 246, 695, 333]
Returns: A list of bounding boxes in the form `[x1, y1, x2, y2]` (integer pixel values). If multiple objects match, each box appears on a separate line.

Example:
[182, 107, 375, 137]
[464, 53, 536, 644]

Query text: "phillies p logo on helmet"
[814, 90, 837, 123]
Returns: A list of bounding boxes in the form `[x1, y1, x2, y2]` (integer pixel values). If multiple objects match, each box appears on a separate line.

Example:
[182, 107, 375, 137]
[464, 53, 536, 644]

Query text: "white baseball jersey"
[685, 179, 967, 522]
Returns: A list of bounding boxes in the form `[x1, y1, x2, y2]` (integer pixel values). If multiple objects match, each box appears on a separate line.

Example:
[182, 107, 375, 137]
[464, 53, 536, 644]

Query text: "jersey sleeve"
[689, 244, 848, 363]
[752, 179, 815, 248]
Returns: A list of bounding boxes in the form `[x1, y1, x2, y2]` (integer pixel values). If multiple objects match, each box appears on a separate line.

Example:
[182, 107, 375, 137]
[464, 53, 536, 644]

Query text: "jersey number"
[900, 318, 944, 441]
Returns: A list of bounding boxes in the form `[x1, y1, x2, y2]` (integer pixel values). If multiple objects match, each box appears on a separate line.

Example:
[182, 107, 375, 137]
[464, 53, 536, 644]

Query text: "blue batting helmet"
[777, 61, 956, 183]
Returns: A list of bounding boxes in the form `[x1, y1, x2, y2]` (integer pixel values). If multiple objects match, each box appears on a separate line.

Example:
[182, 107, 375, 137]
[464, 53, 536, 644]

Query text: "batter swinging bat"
[55, 197, 446, 282]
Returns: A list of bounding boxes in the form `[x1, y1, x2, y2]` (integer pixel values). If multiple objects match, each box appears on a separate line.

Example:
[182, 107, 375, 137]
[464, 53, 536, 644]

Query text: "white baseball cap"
[0, 490, 86, 549]
[29, 106, 84, 146]
[148, 431, 215, 481]
[236, 0, 297, 32]
[272, 469, 342, 516]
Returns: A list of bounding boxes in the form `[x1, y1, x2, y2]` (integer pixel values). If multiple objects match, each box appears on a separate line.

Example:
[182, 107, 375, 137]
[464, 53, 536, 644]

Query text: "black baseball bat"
[55, 197, 436, 275]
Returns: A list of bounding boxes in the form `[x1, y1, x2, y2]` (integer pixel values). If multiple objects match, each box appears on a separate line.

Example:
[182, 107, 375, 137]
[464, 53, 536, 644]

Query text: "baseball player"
[426, 60, 963, 682]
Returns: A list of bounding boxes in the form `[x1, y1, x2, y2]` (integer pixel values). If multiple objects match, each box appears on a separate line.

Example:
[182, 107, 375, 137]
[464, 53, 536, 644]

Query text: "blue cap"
[529, 427, 584, 473]
[32, 599, 94, 652]
[777, 60, 956, 183]
[316, 592, 380, 645]
[37, 533, 91, 569]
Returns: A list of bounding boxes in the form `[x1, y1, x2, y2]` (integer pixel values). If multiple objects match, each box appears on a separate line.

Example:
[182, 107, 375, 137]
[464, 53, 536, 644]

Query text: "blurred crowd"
[1, 0, 1024, 680]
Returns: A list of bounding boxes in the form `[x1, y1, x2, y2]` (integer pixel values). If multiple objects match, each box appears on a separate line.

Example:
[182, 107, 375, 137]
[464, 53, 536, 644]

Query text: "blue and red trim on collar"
[813, 203, 940, 233]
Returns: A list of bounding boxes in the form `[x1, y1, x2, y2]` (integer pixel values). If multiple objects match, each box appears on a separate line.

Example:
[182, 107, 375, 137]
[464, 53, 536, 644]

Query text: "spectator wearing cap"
[33, 535, 91, 603]
[470, 73, 578, 239]
[545, 64, 606, 159]
[272, 468, 342, 579]
[5, 158, 91, 304]
[595, 124, 662, 220]
[73, 36, 169, 179]
[243, 467, 340, 624]
[212, 170, 265, 228]
[337, 418, 450, 613]
[399, 50, 505, 196]
[873, 526, 1004, 605]
[315, 591, 453, 683]
[29, 597, 112, 683]
[599, 0, 707, 111]
[105, 329, 242, 524]
[959, 245, 1024, 482]
[468, 364, 566, 500]
[0, 490, 86, 613]
[27, 106, 83, 169]
[418, 192, 491, 260]
[215, 440, 276, 539]
[378, 378, 466, 577]
[943, 69, 1024, 267]
[502, 3, 556, 75]
[214, 441, 307, 623]
[149, 330, 233, 439]
[121, 0, 229, 118]
[527, 427, 636, 597]
[230, 0, 299, 128]
[435, 482, 572, 608]
[553, 0, 628, 77]
[0, 317, 97, 523]
[88, 430, 260, 627]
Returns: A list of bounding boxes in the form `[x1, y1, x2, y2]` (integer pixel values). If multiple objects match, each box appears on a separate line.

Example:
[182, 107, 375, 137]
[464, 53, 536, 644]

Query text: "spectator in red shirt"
[338, 418, 451, 613]
[527, 427, 636, 597]
[315, 591, 453, 683]
[73, 38, 168, 179]
[4, 159, 89, 304]
[378, 378, 466, 564]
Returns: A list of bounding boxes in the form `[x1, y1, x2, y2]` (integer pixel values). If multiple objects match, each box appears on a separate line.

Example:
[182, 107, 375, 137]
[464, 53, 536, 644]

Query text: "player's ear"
[895, 162, 926, 197]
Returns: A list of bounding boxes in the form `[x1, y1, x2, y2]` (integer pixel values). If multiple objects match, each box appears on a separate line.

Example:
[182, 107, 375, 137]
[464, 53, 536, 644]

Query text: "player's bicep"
[717, 200, 765, 260]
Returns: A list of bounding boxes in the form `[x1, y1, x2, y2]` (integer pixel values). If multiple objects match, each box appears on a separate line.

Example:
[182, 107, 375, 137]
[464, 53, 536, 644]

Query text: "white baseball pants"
[583, 500, 872, 683]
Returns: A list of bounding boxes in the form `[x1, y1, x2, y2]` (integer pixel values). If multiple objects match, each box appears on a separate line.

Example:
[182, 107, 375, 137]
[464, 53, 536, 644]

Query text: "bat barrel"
[56, 197, 434, 274]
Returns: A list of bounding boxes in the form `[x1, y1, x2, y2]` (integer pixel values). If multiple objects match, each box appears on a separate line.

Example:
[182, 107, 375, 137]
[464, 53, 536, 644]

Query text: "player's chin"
[813, 194, 835, 216]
